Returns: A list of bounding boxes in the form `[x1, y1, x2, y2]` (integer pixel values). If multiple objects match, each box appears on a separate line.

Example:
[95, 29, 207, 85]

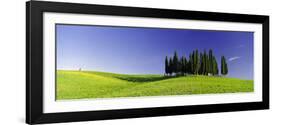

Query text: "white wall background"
[0, 0, 279, 124]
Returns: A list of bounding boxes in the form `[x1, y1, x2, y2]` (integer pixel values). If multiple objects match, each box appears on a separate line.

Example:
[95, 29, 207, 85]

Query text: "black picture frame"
[26, 1, 269, 124]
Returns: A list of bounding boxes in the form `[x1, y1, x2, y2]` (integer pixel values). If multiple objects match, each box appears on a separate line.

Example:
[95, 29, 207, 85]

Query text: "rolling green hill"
[56, 70, 253, 100]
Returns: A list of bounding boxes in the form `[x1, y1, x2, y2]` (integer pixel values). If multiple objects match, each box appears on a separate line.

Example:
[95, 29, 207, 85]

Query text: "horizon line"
[56, 69, 253, 80]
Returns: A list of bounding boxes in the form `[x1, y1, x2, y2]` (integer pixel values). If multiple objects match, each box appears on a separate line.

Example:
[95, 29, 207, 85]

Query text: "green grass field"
[56, 70, 254, 100]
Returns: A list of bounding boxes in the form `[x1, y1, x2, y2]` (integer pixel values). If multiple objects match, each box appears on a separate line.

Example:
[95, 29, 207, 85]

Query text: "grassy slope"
[56, 70, 253, 100]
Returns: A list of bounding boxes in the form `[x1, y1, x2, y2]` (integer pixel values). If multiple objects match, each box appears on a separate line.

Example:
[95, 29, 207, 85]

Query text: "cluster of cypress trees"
[165, 49, 228, 76]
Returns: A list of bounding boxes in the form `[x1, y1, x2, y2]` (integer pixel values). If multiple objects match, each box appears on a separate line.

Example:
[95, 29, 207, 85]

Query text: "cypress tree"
[173, 51, 179, 75]
[180, 56, 185, 75]
[225, 62, 228, 75]
[208, 49, 213, 75]
[194, 49, 200, 75]
[191, 50, 196, 74]
[203, 50, 208, 75]
[187, 55, 192, 74]
[168, 58, 173, 75]
[194, 51, 197, 74]
[201, 52, 204, 75]
[189, 52, 194, 74]
[199, 53, 203, 75]
[221, 56, 228, 75]
[212, 56, 219, 75]
[221, 56, 224, 75]
[165, 56, 169, 75]
[183, 57, 188, 75]
[178, 56, 182, 75]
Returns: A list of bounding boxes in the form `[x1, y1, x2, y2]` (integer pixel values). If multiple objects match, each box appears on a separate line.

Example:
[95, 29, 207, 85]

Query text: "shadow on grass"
[82, 71, 183, 83]
[113, 75, 178, 83]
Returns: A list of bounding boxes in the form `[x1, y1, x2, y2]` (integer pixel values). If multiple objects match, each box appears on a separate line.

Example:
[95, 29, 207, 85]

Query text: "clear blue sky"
[56, 24, 253, 80]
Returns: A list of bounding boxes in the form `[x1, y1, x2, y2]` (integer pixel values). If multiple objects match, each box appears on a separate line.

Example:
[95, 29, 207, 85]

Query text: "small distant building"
[79, 68, 82, 71]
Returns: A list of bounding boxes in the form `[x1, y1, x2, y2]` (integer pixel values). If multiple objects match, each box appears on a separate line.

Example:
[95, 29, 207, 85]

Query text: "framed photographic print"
[26, 1, 269, 124]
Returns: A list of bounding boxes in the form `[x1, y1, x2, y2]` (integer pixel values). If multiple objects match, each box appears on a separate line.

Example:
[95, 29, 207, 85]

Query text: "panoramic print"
[56, 24, 254, 100]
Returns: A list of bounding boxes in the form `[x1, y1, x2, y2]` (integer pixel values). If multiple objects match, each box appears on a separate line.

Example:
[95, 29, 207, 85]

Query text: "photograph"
[56, 24, 254, 100]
